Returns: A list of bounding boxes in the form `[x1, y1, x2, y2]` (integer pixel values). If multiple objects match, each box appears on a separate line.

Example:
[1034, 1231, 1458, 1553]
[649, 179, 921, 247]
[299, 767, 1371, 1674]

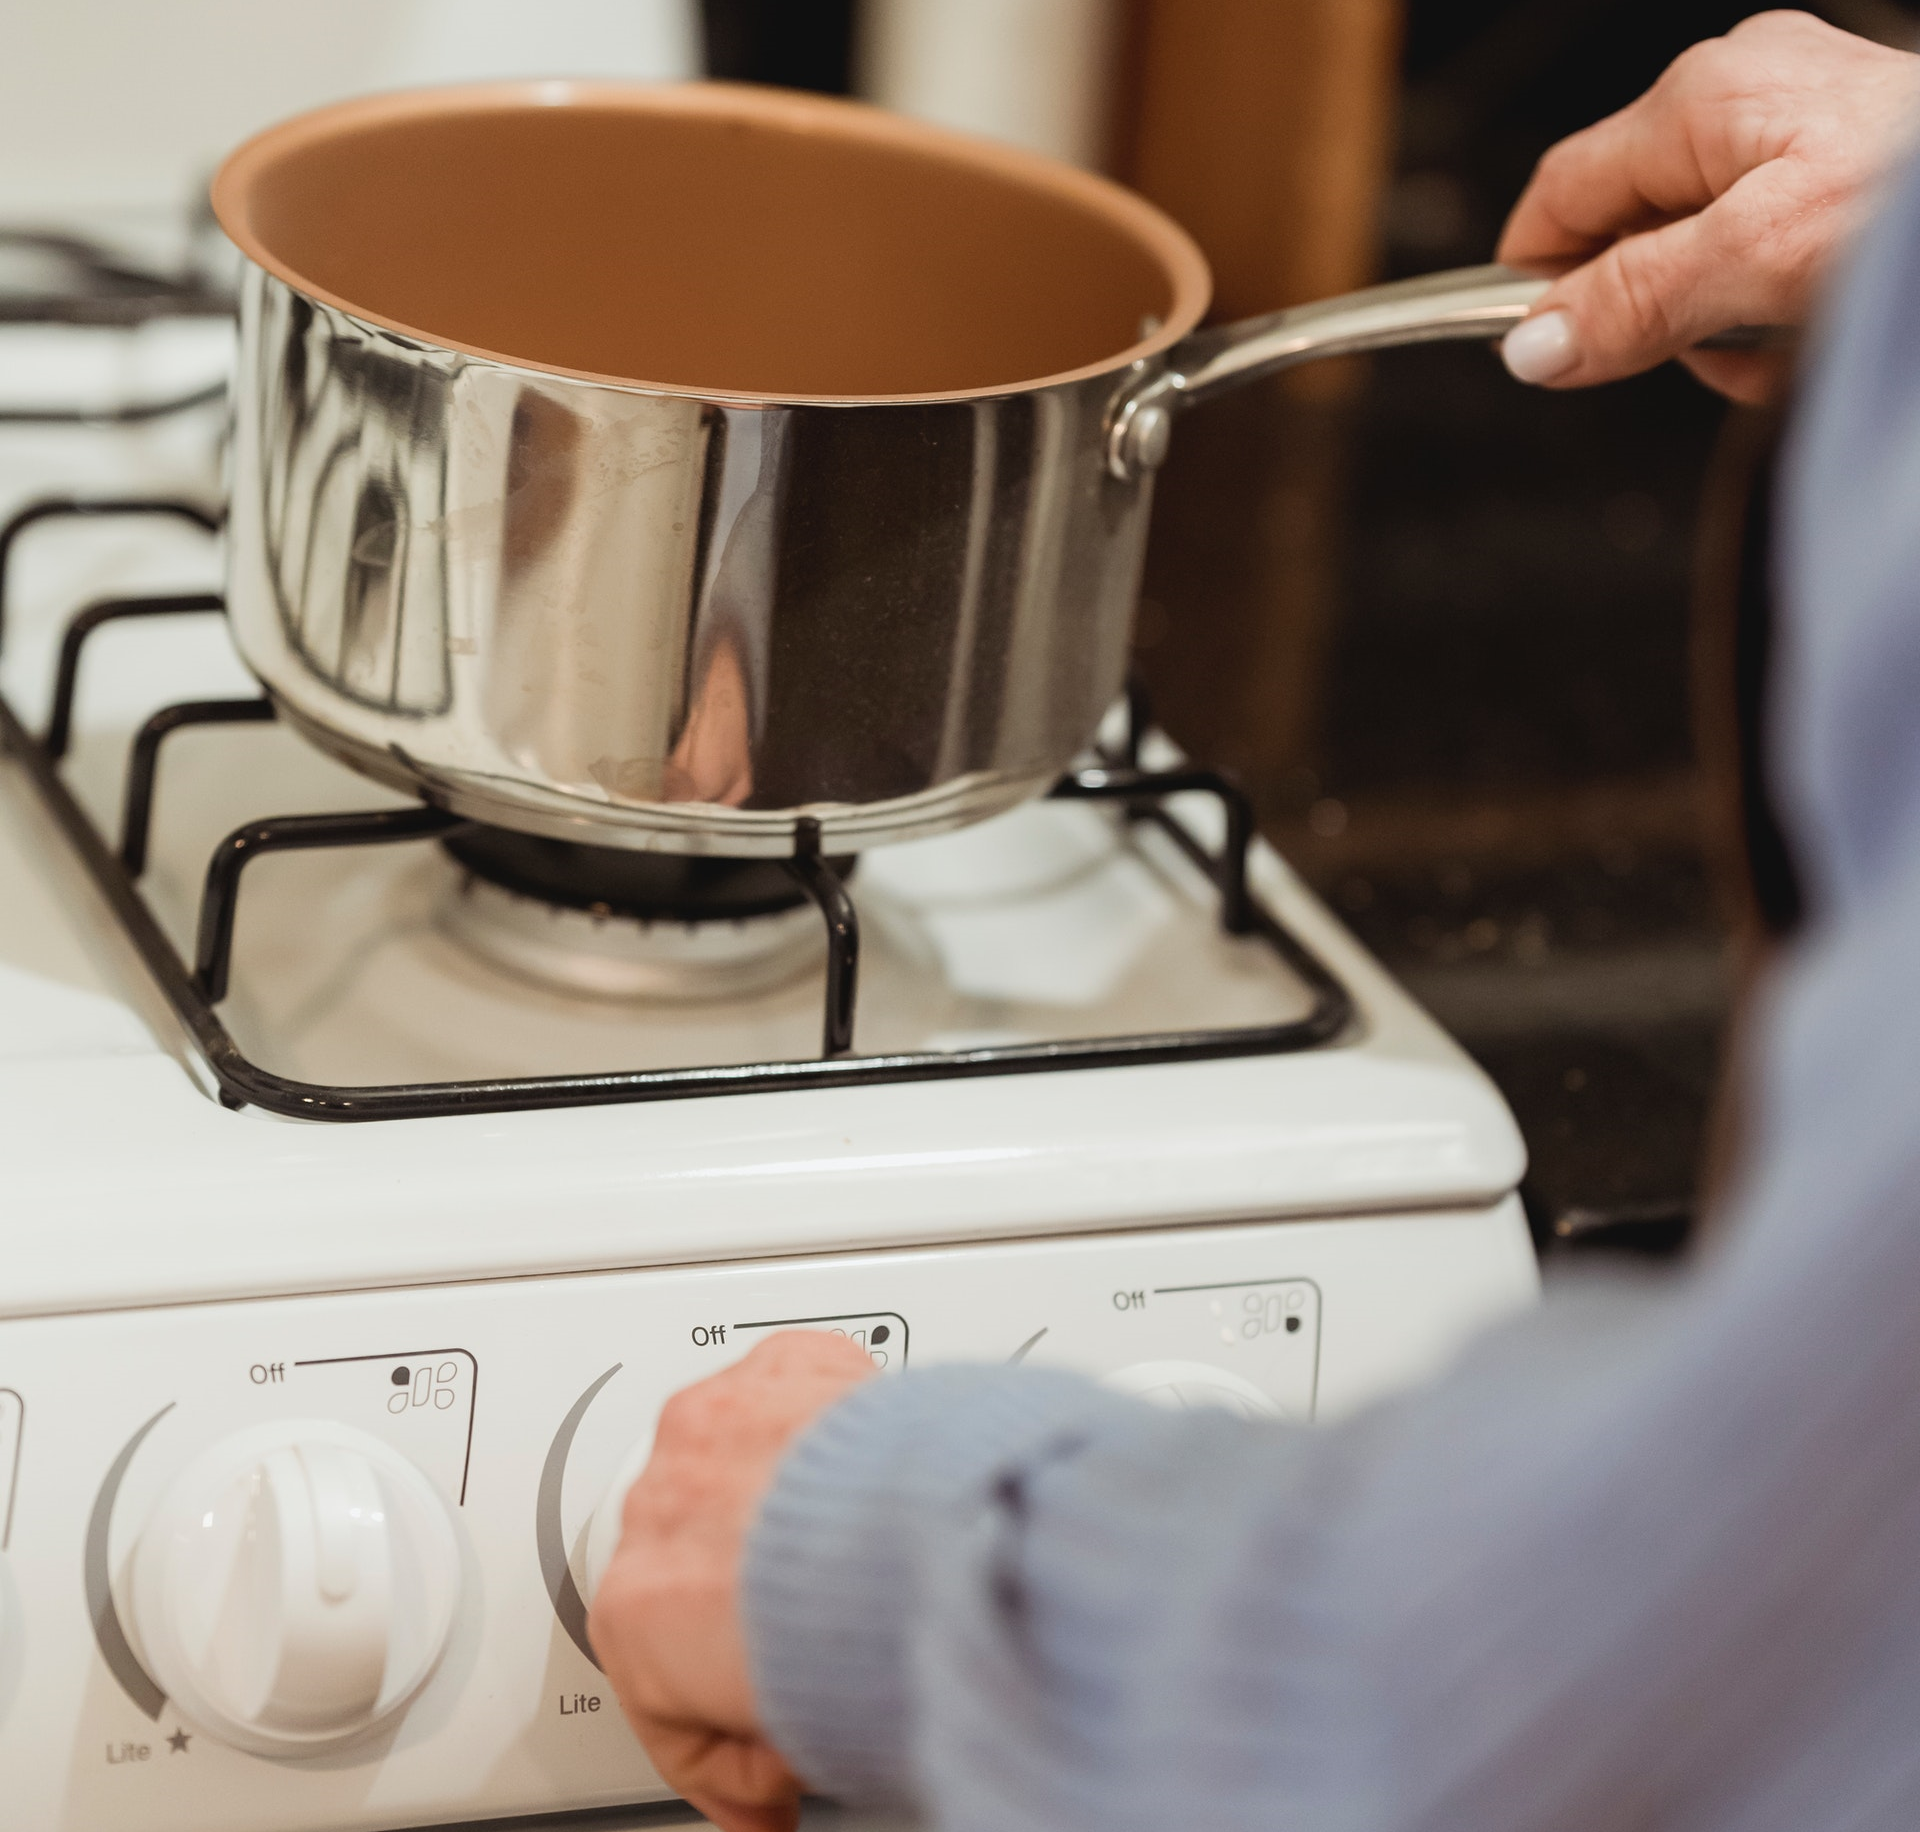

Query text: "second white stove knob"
[1106, 1360, 1284, 1420]
[129, 1420, 461, 1756]
[583, 1431, 658, 1610]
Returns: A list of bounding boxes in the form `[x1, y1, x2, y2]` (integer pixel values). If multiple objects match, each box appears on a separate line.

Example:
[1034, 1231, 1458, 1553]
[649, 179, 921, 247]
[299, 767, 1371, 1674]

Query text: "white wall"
[0, 0, 700, 217]
[856, 0, 1120, 169]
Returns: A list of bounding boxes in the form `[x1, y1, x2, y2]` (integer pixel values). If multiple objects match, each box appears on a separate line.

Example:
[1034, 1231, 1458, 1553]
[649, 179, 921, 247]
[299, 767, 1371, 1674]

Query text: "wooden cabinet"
[1114, 0, 1401, 803]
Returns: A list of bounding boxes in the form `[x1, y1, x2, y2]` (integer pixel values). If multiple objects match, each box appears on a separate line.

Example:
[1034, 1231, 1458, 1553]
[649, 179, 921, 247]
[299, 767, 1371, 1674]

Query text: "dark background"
[702, 0, 1919, 1257]
[1303, 1, 1913, 1259]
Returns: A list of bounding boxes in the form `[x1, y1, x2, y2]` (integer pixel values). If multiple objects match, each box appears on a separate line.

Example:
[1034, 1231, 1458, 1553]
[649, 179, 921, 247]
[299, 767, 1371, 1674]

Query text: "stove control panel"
[0, 1201, 1531, 1832]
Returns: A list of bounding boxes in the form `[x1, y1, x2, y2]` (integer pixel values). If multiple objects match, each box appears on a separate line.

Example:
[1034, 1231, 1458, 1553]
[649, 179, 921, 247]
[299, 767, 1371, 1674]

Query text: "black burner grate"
[0, 227, 233, 426]
[0, 493, 1353, 1122]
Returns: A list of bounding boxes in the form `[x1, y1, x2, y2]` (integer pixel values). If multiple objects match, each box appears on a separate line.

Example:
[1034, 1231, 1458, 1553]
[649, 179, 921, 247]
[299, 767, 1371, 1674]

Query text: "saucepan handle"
[1107, 264, 1546, 480]
[1107, 261, 1795, 480]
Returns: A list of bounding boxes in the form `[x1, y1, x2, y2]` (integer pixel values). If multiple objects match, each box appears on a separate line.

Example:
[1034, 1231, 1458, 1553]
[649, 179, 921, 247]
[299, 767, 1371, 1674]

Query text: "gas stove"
[0, 236, 1534, 1832]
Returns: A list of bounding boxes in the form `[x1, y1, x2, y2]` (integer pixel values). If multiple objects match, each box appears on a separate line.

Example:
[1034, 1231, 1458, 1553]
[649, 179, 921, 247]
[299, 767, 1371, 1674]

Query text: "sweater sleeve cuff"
[742, 1364, 1135, 1806]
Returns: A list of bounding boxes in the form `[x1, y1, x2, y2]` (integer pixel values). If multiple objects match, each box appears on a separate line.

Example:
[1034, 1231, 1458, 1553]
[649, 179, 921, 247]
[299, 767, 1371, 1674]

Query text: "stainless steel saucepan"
[212, 81, 1548, 858]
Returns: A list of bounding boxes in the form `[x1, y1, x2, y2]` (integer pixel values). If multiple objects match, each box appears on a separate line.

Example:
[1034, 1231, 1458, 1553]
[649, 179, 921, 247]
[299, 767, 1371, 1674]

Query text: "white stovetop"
[0, 319, 1525, 1321]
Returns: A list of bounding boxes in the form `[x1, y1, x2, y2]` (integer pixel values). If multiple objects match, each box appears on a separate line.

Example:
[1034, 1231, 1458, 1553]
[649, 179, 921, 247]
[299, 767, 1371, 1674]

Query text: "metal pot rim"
[210, 77, 1214, 409]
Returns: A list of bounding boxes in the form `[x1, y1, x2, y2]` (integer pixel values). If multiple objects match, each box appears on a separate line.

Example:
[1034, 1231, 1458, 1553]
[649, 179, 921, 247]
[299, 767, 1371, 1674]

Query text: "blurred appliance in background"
[0, 0, 698, 222]
[856, 0, 1121, 167]
[0, 0, 703, 434]
[701, 0, 857, 94]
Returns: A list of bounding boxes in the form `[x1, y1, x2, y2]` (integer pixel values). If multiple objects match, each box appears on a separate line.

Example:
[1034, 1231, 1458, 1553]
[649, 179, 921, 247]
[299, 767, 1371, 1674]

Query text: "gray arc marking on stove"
[86, 1404, 173, 1719]
[538, 1366, 623, 1671]
[1, 1388, 22, 1549]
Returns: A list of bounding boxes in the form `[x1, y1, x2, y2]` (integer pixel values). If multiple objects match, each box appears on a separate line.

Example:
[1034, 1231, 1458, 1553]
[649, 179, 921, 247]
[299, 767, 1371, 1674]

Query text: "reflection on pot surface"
[229, 271, 1155, 857]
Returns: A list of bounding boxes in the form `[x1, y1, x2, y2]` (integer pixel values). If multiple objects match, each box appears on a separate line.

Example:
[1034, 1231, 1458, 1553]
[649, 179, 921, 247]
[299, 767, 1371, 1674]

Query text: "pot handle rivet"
[1107, 399, 1174, 481]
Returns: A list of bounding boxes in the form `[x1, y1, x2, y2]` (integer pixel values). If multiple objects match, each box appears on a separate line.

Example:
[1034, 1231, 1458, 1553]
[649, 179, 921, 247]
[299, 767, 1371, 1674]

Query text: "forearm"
[739, 1229, 1919, 1832]
[743, 1364, 1144, 1806]
[738, 1288, 1663, 1829]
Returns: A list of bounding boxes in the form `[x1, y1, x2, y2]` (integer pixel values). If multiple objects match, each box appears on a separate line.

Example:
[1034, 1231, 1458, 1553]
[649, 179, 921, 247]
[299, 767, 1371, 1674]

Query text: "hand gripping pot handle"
[1106, 263, 1549, 479]
[1106, 262, 1798, 479]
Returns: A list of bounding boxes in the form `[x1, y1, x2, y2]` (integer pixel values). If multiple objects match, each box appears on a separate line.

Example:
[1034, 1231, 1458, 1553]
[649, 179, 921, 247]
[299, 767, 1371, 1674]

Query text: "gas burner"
[440, 825, 852, 921]
[436, 828, 856, 1002]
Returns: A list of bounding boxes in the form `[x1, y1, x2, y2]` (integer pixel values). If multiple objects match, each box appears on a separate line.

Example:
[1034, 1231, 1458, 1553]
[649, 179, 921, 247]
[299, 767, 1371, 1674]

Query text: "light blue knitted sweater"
[743, 153, 1920, 1832]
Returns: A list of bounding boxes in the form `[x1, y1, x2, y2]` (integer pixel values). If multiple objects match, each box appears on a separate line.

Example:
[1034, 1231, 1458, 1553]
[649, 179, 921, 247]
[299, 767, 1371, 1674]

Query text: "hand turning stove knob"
[129, 1420, 461, 1756]
[1106, 1360, 1283, 1420]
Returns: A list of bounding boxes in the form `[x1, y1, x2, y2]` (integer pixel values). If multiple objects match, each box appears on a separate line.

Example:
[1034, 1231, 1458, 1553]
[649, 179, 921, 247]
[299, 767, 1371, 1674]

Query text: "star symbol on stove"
[166, 1728, 191, 1754]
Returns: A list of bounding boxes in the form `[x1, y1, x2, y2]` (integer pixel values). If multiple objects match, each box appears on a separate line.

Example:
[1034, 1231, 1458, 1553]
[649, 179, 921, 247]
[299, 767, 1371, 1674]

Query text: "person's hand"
[587, 1331, 877, 1832]
[1495, 11, 1920, 403]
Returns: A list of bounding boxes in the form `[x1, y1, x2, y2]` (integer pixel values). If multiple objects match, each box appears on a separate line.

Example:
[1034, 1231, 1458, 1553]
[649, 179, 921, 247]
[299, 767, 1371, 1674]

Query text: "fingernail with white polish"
[1501, 310, 1579, 384]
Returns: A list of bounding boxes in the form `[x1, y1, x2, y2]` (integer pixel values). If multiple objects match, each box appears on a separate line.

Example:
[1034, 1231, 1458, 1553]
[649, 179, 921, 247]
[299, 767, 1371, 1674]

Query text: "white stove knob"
[583, 1431, 658, 1609]
[129, 1421, 461, 1756]
[1106, 1360, 1284, 1420]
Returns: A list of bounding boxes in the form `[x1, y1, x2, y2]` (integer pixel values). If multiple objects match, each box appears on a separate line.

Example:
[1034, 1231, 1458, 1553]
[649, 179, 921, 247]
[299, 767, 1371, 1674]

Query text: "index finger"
[1499, 88, 1711, 268]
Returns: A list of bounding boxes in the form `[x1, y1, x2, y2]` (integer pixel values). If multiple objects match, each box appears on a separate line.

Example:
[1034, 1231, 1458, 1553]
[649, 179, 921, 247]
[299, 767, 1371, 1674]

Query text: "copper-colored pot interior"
[217, 89, 1200, 399]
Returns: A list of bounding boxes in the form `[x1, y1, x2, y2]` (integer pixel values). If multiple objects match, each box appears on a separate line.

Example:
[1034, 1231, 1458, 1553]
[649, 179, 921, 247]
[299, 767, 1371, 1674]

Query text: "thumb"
[1501, 198, 1756, 388]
